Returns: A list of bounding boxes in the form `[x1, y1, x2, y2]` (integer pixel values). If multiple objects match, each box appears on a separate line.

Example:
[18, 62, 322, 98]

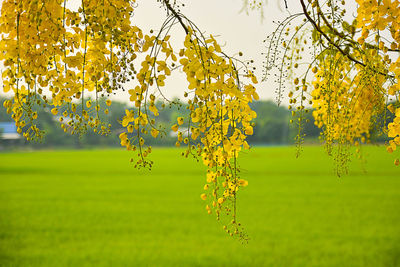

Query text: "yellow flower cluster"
[311, 50, 387, 173]
[356, 0, 400, 165]
[179, 30, 257, 237]
[387, 108, 400, 165]
[274, 0, 400, 172]
[0, 1, 258, 238]
[117, 27, 258, 239]
[0, 0, 147, 139]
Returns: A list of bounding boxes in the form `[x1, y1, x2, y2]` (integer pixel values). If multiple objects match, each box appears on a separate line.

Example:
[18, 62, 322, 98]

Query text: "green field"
[0, 146, 399, 266]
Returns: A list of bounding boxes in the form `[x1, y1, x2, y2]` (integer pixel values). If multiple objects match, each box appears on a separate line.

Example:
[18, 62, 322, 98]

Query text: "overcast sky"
[129, 0, 302, 103]
[0, 0, 304, 103]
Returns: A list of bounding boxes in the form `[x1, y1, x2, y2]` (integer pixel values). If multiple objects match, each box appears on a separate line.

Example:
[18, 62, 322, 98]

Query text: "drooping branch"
[299, 0, 394, 78]
[162, 0, 188, 34]
[313, 0, 399, 53]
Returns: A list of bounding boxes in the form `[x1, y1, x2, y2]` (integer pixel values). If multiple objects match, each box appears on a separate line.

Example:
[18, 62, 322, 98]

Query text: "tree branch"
[299, 0, 394, 78]
[162, 0, 188, 35]
[314, 1, 399, 53]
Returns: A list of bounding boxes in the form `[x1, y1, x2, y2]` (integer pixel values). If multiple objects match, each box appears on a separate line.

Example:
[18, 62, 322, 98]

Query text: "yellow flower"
[151, 128, 159, 138]
[51, 108, 58, 115]
[127, 125, 134, 133]
[238, 179, 249, 187]
[171, 124, 179, 132]
[122, 109, 134, 127]
[119, 132, 129, 147]
[388, 104, 395, 114]
[200, 193, 207, 200]
[245, 125, 253, 135]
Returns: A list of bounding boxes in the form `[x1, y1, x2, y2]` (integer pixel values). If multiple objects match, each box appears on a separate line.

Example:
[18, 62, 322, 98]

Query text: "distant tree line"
[0, 96, 391, 149]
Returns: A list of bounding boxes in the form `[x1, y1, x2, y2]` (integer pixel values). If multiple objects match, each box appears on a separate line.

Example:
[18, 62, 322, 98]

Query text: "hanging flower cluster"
[0, 0, 258, 239]
[264, 0, 400, 174]
[356, 0, 400, 165]
[179, 29, 257, 239]
[117, 19, 258, 239]
[0, 0, 150, 139]
[310, 49, 387, 173]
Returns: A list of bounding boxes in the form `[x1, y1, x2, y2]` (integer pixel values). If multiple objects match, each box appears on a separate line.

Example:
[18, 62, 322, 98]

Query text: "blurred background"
[0, 95, 393, 150]
[1, 0, 399, 266]
[0, 96, 317, 149]
[1, 98, 400, 266]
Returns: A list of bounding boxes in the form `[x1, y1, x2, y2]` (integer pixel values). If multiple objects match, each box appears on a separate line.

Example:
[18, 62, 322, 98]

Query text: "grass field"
[0, 146, 400, 266]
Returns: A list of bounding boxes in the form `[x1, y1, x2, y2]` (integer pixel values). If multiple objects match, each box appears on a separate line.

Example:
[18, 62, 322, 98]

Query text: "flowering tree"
[0, 0, 259, 240]
[258, 0, 399, 175]
[1, 0, 399, 239]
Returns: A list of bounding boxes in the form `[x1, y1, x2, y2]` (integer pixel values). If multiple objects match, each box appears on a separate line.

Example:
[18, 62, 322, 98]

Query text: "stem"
[299, 0, 393, 78]
[162, 0, 188, 34]
[81, 0, 88, 113]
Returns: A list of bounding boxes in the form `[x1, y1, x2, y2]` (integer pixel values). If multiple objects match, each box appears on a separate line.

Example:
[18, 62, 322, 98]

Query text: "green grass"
[0, 146, 400, 266]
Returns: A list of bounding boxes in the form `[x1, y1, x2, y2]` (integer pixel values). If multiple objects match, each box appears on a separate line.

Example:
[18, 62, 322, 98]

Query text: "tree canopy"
[0, 0, 399, 240]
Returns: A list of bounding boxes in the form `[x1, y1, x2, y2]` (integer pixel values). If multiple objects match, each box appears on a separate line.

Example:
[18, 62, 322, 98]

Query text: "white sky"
[127, 0, 302, 103]
[0, 0, 305, 103]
